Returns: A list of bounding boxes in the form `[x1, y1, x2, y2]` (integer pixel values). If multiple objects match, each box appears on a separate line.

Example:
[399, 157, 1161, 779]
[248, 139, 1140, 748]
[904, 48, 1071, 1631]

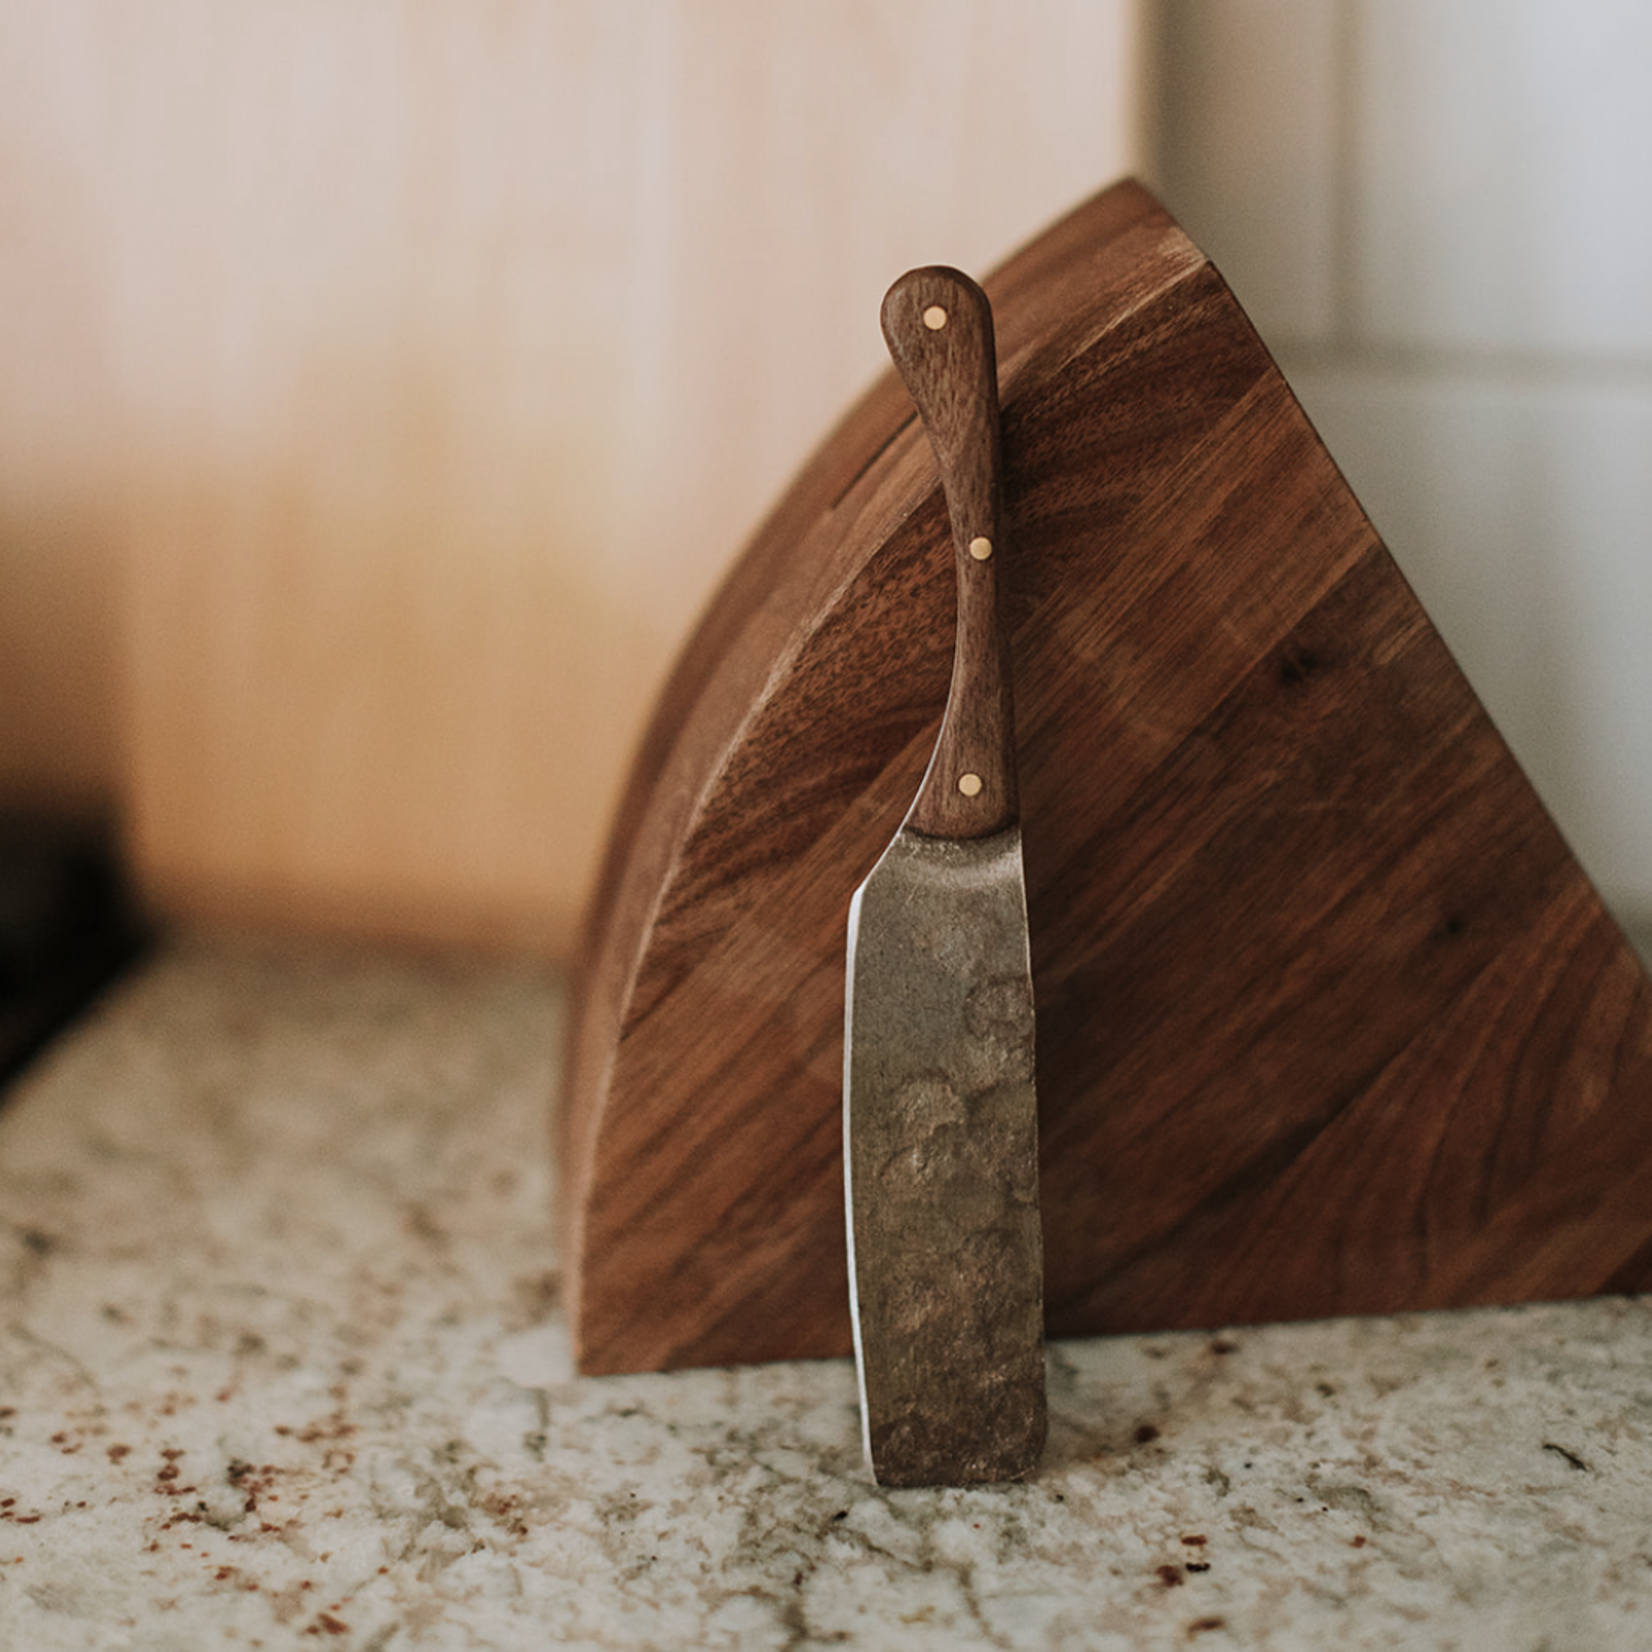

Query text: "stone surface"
[2, 939, 1651, 1649]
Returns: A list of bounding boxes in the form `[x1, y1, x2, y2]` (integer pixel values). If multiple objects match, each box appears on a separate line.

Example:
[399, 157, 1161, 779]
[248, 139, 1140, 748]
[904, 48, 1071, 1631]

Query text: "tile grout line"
[1273, 337, 1652, 390]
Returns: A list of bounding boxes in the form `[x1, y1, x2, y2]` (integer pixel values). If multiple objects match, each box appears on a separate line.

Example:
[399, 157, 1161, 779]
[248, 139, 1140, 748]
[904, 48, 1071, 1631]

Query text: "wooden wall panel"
[0, 3, 119, 820]
[1, 1, 1140, 952]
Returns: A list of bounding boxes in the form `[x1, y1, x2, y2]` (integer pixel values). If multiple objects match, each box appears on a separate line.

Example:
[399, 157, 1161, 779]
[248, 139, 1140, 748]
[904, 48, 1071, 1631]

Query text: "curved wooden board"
[562, 180, 1652, 1375]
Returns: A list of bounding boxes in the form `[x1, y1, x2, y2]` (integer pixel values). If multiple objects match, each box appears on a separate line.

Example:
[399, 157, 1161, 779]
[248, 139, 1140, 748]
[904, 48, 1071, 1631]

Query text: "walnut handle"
[881, 266, 1017, 840]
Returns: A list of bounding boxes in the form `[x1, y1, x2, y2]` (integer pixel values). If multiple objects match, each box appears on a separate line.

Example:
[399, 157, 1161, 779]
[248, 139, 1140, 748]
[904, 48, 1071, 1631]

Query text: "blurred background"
[2, 0, 1648, 977]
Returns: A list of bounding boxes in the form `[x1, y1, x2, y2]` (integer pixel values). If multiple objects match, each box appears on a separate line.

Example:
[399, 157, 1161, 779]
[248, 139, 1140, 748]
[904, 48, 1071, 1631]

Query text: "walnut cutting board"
[562, 179, 1652, 1376]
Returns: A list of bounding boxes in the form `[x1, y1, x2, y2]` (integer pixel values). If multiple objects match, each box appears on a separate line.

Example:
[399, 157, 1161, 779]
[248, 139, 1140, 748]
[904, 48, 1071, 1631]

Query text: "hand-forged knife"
[844, 266, 1045, 1487]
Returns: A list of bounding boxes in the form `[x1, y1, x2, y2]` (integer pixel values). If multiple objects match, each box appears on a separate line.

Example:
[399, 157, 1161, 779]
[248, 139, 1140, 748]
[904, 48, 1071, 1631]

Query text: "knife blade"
[843, 266, 1045, 1487]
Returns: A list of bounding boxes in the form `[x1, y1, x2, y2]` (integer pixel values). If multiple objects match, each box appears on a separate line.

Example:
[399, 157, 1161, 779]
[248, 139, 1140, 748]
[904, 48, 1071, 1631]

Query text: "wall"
[0, 0, 1141, 953]
[27, 3, 1637, 953]
[1149, 0, 1652, 934]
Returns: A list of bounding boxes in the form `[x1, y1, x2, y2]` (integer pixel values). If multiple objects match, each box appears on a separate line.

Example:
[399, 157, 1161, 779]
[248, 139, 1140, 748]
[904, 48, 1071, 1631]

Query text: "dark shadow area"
[0, 814, 153, 1094]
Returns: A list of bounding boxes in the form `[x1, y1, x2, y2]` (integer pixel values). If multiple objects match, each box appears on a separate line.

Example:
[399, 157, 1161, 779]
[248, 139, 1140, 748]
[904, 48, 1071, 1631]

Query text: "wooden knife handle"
[881, 266, 1018, 840]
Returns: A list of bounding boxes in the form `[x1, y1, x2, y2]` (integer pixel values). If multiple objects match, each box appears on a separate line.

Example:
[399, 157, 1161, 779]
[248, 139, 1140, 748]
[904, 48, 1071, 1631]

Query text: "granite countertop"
[2, 939, 1650, 1650]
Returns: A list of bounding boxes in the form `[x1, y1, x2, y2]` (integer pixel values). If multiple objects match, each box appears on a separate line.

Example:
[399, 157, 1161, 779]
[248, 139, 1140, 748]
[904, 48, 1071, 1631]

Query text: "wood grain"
[563, 179, 1652, 1375]
[881, 268, 1016, 840]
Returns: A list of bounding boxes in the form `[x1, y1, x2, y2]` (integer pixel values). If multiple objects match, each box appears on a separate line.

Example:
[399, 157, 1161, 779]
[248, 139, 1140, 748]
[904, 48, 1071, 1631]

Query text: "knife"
[843, 266, 1045, 1487]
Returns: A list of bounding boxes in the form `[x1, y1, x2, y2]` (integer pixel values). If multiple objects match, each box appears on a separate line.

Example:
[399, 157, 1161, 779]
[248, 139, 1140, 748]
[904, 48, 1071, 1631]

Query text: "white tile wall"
[1150, 0, 1652, 925]
[1149, 0, 1343, 346]
[1357, 0, 1652, 360]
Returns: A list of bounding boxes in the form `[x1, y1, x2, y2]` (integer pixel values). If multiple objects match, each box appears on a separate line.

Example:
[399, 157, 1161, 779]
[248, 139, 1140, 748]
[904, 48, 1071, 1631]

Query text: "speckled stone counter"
[2, 940, 1651, 1650]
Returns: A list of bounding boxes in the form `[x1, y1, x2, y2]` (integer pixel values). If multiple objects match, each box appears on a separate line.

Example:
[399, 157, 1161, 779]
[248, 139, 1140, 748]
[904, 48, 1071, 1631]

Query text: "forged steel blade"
[845, 826, 1044, 1485]
[844, 266, 1045, 1487]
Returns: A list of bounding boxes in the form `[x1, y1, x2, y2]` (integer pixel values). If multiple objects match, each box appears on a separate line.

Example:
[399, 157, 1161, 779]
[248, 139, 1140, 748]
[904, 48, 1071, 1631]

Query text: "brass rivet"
[968, 537, 993, 561]
[958, 773, 983, 797]
[923, 305, 948, 331]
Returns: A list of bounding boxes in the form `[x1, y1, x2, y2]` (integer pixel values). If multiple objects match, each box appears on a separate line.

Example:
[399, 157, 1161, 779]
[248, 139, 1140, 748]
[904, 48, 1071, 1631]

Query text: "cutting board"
[562, 179, 1652, 1376]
